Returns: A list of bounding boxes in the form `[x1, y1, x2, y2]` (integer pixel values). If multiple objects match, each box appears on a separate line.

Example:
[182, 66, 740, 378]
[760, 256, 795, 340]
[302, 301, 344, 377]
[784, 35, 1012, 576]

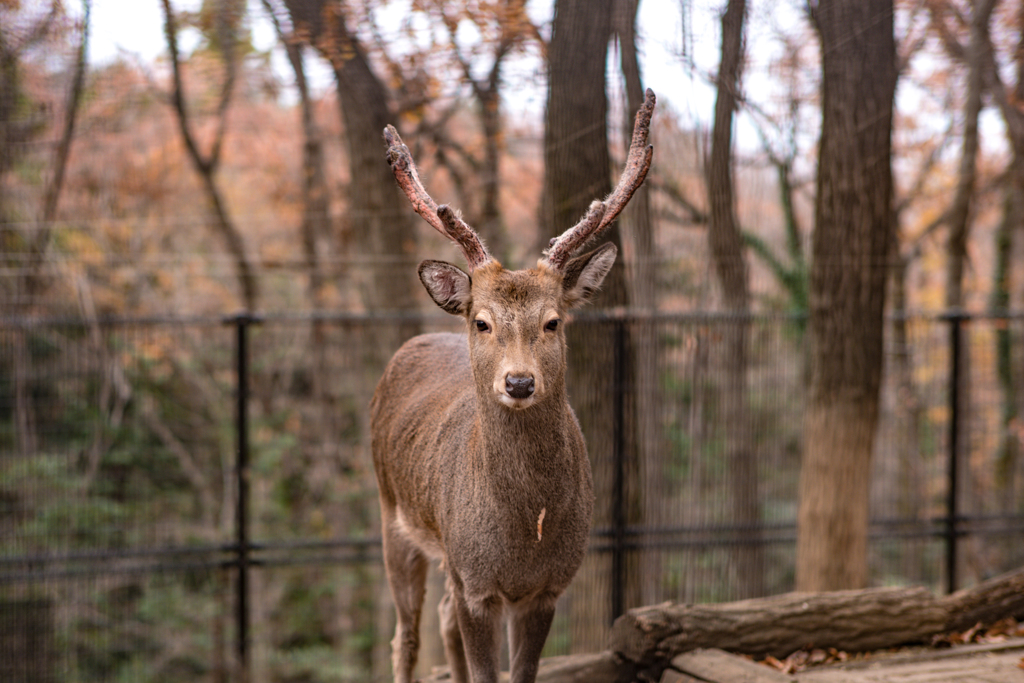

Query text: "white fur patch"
[394, 509, 444, 559]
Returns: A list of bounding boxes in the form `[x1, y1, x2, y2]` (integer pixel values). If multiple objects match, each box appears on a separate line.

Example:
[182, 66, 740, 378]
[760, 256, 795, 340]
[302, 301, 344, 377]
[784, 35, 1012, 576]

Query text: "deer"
[371, 89, 655, 683]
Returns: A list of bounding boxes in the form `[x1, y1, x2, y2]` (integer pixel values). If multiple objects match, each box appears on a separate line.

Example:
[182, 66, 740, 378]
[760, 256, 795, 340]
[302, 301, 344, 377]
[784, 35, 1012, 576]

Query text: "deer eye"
[475, 319, 490, 333]
[544, 318, 560, 332]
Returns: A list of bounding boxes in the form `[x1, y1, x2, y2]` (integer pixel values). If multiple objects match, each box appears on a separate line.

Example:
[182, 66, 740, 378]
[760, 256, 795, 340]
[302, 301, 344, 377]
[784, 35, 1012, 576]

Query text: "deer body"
[372, 331, 594, 597]
[374, 90, 655, 683]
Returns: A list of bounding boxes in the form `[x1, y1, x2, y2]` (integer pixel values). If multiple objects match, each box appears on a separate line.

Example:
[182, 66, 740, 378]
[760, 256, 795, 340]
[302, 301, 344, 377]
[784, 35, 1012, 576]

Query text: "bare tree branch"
[650, 175, 708, 225]
[41, 0, 89, 225]
[160, 0, 258, 310]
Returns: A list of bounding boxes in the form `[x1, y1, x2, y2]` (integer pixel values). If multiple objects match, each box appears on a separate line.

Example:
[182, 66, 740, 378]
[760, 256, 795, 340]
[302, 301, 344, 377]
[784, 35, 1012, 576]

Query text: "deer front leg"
[507, 594, 557, 683]
[450, 577, 503, 683]
[381, 510, 429, 683]
[438, 576, 469, 683]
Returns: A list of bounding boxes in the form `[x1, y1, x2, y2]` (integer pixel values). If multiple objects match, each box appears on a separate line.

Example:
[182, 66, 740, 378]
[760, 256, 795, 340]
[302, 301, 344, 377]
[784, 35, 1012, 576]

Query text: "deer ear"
[419, 260, 472, 316]
[561, 243, 617, 308]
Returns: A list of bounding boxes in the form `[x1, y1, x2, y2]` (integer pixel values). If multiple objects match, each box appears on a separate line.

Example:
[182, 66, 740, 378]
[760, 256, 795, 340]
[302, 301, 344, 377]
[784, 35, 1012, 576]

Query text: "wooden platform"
[795, 639, 1024, 683]
[657, 640, 1024, 683]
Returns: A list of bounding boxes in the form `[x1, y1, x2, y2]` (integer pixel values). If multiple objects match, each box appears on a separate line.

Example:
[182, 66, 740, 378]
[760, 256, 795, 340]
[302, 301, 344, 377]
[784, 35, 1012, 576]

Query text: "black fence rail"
[2, 310, 1023, 682]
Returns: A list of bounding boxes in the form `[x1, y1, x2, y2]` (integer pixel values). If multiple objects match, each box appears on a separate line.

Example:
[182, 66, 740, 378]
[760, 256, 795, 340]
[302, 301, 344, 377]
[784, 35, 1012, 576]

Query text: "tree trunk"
[540, 0, 617, 268]
[280, 2, 426, 677]
[284, 0, 420, 330]
[706, 0, 764, 599]
[941, 0, 995, 585]
[475, 84, 508, 263]
[541, 0, 631, 645]
[467, 30, 515, 265]
[887, 251, 926, 581]
[945, 0, 996, 311]
[992, 155, 1021, 510]
[325, 14, 419, 329]
[614, 0, 664, 610]
[990, 0, 1024, 515]
[796, 0, 897, 591]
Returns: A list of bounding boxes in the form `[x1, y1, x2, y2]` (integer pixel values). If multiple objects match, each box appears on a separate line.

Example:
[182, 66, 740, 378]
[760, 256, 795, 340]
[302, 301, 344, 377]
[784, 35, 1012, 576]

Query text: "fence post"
[945, 311, 963, 595]
[611, 316, 627, 623]
[230, 313, 257, 681]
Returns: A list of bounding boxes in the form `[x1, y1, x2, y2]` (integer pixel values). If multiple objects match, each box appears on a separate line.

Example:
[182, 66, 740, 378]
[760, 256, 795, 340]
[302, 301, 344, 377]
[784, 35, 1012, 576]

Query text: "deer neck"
[474, 386, 575, 480]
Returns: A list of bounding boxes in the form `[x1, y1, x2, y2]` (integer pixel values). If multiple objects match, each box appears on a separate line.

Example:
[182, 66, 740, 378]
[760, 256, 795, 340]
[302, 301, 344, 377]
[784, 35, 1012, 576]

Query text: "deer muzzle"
[505, 375, 535, 399]
[494, 369, 539, 409]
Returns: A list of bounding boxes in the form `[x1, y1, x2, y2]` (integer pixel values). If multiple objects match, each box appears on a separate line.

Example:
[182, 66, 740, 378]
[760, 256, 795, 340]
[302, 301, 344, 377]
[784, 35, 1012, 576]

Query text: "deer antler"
[384, 125, 493, 271]
[543, 88, 656, 270]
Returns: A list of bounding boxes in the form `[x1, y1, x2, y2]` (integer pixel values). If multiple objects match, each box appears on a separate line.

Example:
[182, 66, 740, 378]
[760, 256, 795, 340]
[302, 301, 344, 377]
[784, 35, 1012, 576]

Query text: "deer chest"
[444, 495, 591, 604]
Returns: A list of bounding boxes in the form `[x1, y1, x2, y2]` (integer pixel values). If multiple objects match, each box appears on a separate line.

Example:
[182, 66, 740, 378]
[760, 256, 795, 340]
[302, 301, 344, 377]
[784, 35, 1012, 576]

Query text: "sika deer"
[372, 89, 656, 683]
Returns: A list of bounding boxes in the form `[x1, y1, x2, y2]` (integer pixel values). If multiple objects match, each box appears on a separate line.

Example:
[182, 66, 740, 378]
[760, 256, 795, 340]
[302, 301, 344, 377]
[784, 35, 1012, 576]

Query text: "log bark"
[669, 649, 795, 683]
[535, 651, 624, 683]
[940, 565, 1024, 632]
[418, 651, 626, 683]
[609, 587, 946, 664]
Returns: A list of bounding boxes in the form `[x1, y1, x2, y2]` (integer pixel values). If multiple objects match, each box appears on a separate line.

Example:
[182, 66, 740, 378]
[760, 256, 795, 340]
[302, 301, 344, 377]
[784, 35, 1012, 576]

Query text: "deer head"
[383, 90, 655, 411]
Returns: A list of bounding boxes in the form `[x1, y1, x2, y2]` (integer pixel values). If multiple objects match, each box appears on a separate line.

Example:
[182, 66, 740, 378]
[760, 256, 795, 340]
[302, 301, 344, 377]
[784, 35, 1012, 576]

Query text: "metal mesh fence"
[1, 311, 1022, 682]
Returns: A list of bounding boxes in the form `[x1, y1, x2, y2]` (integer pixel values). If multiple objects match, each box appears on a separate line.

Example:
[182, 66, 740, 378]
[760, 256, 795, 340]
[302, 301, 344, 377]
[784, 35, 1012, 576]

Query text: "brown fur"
[371, 247, 616, 683]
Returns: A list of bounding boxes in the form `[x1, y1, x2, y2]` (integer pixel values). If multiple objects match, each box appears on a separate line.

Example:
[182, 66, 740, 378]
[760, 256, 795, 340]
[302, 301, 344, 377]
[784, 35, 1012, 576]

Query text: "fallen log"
[668, 648, 796, 683]
[939, 565, 1024, 632]
[609, 586, 947, 665]
[417, 651, 628, 683]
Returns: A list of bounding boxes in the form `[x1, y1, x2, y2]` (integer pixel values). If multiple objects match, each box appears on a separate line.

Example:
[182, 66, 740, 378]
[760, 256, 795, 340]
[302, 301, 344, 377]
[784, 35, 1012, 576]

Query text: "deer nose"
[505, 375, 535, 399]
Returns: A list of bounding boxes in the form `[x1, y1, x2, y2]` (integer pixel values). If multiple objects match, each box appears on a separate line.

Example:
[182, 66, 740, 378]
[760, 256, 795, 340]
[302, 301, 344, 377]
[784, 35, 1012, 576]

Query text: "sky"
[78, 0, 799, 149]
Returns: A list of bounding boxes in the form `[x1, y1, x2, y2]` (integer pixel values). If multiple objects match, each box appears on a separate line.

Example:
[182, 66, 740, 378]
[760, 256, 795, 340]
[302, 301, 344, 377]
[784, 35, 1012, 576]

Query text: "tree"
[939, 0, 997, 311]
[986, 2, 1024, 509]
[275, 1, 433, 675]
[411, 0, 535, 263]
[796, 0, 897, 591]
[705, 0, 764, 598]
[262, 0, 333, 319]
[283, 1, 419, 339]
[929, 0, 1016, 579]
[160, 0, 259, 311]
[540, 0, 619, 258]
[540, 0, 629, 643]
[1, 0, 89, 456]
[613, 0, 664, 609]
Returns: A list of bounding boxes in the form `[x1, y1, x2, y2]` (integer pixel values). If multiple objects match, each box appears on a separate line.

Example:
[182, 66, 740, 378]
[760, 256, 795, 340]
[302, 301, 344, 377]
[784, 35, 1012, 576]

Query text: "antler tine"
[384, 126, 444, 233]
[437, 205, 491, 270]
[544, 89, 656, 270]
[384, 125, 492, 271]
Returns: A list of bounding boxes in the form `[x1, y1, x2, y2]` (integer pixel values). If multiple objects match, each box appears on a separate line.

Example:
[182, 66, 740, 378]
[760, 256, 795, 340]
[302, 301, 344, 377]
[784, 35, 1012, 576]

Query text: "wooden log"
[669, 648, 796, 683]
[939, 565, 1024, 632]
[660, 669, 703, 683]
[418, 651, 625, 683]
[534, 651, 624, 683]
[609, 586, 947, 664]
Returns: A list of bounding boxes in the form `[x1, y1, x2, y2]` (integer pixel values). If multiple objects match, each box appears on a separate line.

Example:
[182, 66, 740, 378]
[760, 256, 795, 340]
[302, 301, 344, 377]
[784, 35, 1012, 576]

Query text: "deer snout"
[505, 374, 535, 399]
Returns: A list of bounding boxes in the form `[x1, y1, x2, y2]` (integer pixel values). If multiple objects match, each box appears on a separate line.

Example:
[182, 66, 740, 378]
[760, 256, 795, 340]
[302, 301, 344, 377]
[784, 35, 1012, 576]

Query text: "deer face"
[418, 243, 617, 410]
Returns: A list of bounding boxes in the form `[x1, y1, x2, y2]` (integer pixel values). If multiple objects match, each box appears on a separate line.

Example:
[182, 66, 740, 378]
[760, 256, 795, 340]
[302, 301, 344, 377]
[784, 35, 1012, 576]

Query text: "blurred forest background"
[2, 0, 1024, 681]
